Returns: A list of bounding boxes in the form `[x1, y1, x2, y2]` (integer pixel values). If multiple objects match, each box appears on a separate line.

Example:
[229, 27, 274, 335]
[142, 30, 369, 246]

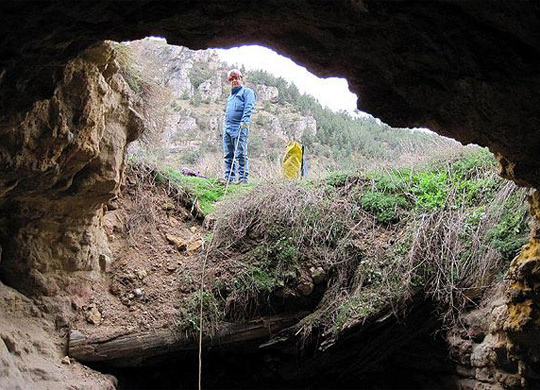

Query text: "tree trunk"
[69, 312, 308, 363]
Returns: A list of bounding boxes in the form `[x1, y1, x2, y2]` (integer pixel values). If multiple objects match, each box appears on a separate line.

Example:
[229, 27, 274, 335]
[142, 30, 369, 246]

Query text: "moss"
[507, 300, 534, 331]
[486, 192, 529, 262]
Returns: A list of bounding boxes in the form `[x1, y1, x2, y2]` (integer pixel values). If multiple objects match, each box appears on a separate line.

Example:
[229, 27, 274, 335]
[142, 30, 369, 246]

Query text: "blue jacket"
[224, 86, 256, 136]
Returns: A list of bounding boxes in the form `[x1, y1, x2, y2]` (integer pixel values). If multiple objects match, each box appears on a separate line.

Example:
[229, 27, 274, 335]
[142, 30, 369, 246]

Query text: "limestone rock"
[255, 85, 279, 103]
[166, 234, 187, 251]
[310, 266, 326, 284]
[135, 269, 148, 280]
[291, 116, 317, 139]
[0, 42, 144, 295]
[268, 115, 286, 139]
[85, 304, 102, 325]
[187, 239, 203, 253]
[198, 74, 223, 102]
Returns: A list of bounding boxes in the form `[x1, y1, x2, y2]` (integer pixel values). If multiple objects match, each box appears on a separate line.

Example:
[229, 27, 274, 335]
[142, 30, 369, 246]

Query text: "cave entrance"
[78, 37, 529, 389]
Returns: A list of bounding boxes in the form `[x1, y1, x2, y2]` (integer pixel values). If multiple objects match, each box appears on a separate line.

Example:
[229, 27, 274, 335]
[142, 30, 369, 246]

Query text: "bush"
[180, 149, 200, 165]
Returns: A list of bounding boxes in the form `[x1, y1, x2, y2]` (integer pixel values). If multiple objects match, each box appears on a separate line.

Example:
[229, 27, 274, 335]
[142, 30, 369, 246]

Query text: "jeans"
[223, 129, 248, 183]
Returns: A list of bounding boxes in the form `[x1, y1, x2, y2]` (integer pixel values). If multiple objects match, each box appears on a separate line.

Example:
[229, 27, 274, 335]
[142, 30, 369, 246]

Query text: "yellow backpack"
[282, 141, 305, 179]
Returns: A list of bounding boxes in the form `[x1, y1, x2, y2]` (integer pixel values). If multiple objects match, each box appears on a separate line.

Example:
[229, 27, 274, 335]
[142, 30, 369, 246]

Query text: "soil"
[0, 166, 239, 389]
[70, 167, 216, 339]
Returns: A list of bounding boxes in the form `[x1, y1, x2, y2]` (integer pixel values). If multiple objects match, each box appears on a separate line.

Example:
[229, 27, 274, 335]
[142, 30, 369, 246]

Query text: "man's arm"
[240, 89, 256, 128]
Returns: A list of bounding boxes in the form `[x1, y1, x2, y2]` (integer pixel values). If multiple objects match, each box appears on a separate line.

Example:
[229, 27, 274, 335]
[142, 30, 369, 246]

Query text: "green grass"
[158, 166, 254, 215]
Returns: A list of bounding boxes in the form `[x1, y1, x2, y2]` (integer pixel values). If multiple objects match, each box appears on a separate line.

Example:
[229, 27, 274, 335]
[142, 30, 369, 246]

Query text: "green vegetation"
[360, 191, 407, 223]
[203, 149, 529, 335]
[189, 61, 214, 89]
[116, 42, 531, 342]
[180, 290, 222, 333]
[118, 41, 459, 180]
[158, 166, 253, 215]
[112, 43, 144, 95]
[246, 69, 453, 167]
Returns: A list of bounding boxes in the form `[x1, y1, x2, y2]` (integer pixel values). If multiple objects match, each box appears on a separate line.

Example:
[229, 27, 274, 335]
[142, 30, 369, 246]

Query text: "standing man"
[223, 68, 256, 184]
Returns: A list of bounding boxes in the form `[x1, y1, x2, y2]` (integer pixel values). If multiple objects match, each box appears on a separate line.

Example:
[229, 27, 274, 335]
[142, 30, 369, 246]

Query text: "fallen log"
[69, 312, 308, 363]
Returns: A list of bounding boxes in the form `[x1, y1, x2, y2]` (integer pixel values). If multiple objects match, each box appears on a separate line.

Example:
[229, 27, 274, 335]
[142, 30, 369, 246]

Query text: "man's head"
[227, 69, 243, 88]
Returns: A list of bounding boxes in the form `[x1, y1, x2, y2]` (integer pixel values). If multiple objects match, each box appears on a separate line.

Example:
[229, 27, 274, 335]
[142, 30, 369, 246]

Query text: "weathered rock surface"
[256, 85, 279, 103]
[0, 282, 116, 390]
[0, 42, 144, 295]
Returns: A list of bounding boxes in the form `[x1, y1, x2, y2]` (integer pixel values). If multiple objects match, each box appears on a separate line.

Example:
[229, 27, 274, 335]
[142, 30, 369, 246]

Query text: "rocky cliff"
[123, 38, 321, 176]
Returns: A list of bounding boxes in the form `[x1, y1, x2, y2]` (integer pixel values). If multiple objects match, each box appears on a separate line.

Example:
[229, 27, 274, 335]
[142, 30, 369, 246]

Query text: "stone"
[291, 116, 317, 139]
[84, 305, 102, 325]
[198, 74, 222, 102]
[61, 356, 71, 365]
[29, 270, 59, 297]
[1, 335, 20, 356]
[55, 313, 70, 330]
[133, 288, 143, 298]
[99, 254, 112, 273]
[104, 374, 119, 388]
[255, 85, 279, 103]
[135, 269, 147, 280]
[310, 267, 326, 284]
[166, 234, 187, 251]
[187, 239, 203, 253]
[298, 281, 314, 296]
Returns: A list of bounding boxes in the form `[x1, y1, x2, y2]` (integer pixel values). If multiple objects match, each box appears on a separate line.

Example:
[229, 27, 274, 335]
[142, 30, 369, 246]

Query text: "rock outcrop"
[0, 42, 144, 295]
[256, 85, 279, 103]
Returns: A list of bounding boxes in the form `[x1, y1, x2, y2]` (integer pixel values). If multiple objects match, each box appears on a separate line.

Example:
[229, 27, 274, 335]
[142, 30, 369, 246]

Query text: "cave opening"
[0, 3, 539, 389]
[69, 38, 516, 389]
[92, 323, 456, 390]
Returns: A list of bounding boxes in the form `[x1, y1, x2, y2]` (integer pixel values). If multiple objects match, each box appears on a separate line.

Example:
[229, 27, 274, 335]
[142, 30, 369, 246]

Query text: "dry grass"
[123, 165, 159, 242]
[206, 149, 530, 340]
[401, 179, 528, 328]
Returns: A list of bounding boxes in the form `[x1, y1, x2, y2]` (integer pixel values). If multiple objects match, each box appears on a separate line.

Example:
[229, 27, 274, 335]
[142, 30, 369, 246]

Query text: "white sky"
[214, 45, 359, 115]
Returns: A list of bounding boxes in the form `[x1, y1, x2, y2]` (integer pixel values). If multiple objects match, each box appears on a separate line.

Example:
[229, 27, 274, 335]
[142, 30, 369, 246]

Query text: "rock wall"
[504, 190, 540, 387]
[0, 43, 144, 295]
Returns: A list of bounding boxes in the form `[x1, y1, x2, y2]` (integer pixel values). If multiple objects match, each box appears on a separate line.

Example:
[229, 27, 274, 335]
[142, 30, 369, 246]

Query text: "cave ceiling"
[1, 1, 539, 186]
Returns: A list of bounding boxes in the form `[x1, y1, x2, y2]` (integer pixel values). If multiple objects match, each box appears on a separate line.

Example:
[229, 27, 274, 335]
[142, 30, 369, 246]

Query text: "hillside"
[115, 38, 459, 179]
[67, 148, 530, 388]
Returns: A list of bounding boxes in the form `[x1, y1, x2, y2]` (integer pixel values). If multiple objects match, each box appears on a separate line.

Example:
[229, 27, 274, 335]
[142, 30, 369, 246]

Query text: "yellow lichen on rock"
[506, 300, 533, 332]
[509, 238, 540, 267]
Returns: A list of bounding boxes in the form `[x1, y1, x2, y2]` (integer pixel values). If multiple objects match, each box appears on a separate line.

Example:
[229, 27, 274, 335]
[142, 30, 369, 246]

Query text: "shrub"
[360, 190, 407, 223]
